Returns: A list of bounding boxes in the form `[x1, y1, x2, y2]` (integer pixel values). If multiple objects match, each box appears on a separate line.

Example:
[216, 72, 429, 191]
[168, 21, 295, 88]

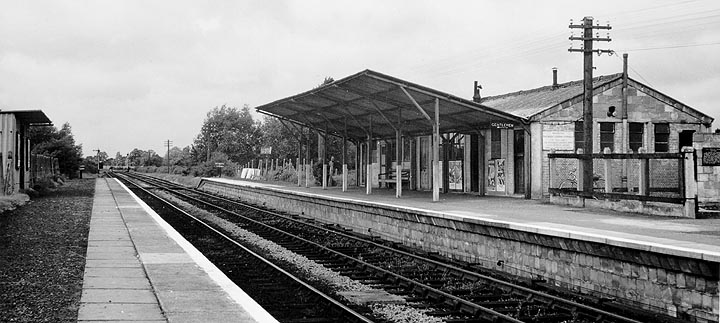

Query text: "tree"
[194, 104, 260, 165]
[82, 150, 108, 173]
[258, 117, 298, 160]
[30, 122, 83, 178]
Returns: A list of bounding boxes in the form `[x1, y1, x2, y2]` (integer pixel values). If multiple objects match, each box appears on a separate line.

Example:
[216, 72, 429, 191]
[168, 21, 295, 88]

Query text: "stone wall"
[694, 133, 720, 205]
[200, 180, 719, 322]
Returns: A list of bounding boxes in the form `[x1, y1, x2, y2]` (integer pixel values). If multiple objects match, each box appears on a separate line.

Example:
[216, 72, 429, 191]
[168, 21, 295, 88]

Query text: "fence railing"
[548, 150, 685, 204]
[30, 154, 59, 186]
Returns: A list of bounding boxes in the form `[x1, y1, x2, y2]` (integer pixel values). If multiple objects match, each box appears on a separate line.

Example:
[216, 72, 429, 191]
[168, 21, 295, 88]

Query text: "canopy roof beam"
[400, 86, 433, 126]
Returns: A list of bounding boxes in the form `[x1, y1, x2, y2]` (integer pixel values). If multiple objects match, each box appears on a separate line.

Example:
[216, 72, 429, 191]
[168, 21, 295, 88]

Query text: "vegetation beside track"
[0, 179, 94, 322]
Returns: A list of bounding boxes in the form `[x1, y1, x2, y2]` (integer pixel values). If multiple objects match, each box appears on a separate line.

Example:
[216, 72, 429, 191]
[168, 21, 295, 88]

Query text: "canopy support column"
[322, 124, 328, 190]
[395, 108, 402, 198]
[433, 98, 440, 202]
[366, 116, 373, 195]
[395, 129, 402, 198]
[342, 118, 348, 192]
[305, 128, 311, 188]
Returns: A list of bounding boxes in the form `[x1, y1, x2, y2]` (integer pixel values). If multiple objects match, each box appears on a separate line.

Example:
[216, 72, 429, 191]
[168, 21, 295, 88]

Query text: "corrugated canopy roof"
[255, 69, 526, 141]
[0, 110, 52, 126]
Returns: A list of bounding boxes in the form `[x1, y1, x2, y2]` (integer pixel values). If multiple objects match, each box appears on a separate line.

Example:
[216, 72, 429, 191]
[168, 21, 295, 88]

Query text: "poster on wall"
[496, 159, 506, 192]
[449, 161, 463, 190]
[487, 160, 496, 191]
[543, 130, 575, 151]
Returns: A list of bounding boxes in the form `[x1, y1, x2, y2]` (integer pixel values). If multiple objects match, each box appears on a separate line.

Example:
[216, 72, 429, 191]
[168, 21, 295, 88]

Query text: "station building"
[0, 110, 53, 195]
[256, 68, 713, 202]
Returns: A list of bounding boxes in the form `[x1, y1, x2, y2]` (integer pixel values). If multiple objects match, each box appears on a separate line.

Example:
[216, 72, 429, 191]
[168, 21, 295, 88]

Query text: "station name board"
[491, 123, 514, 129]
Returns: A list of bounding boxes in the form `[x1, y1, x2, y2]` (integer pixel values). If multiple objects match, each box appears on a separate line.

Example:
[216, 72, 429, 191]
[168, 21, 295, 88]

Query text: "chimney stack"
[552, 67, 558, 89]
[473, 81, 482, 103]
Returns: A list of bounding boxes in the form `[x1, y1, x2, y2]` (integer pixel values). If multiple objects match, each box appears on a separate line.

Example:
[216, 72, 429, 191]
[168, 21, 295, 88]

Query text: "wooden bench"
[378, 169, 410, 188]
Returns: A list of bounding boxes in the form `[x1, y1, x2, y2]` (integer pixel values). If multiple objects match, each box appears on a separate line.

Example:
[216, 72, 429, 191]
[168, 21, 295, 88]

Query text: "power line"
[612, 54, 654, 88]
[617, 41, 720, 52]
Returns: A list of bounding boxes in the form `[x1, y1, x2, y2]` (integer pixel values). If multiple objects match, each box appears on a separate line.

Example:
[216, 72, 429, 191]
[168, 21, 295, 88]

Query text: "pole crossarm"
[568, 49, 614, 54]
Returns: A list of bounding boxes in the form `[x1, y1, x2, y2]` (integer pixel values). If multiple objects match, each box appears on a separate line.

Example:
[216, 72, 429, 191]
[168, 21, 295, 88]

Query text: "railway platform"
[77, 178, 278, 323]
[198, 177, 720, 321]
[203, 177, 720, 261]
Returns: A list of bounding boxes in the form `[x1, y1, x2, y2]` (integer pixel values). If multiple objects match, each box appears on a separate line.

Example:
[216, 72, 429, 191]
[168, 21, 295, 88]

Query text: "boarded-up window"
[491, 128, 501, 159]
[654, 123, 670, 152]
[600, 122, 615, 152]
[629, 122, 644, 152]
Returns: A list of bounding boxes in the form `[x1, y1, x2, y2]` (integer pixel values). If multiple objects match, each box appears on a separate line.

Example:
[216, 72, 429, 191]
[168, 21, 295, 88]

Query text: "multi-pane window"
[600, 122, 615, 152]
[654, 123, 670, 152]
[574, 122, 584, 152]
[629, 122, 644, 152]
[491, 128, 501, 159]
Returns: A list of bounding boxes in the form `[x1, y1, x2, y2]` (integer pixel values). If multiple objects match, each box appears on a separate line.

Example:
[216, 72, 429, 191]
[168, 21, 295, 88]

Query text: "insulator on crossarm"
[596, 32, 600, 38]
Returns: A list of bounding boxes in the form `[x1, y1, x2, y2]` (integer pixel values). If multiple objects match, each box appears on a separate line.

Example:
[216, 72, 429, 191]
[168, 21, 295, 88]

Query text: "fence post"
[576, 148, 585, 191]
[682, 147, 697, 218]
[305, 159, 311, 188]
[322, 163, 327, 190]
[342, 164, 348, 192]
[297, 158, 302, 187]
[548, 149, 556, 190]
[638, 147, 648, 196]
[603, 147, 612, 193]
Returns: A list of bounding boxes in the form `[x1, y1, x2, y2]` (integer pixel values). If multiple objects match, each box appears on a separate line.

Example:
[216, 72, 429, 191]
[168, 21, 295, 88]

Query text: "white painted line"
[113, 178, 279, 323]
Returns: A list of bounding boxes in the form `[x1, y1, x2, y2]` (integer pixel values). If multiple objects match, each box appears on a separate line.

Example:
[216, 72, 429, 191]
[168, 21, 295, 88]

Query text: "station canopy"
[0, 110, 53, 126]
[255, 70, 526, 142]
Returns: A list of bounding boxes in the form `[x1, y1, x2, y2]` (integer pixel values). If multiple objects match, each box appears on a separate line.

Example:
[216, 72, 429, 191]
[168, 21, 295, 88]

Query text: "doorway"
[679, 130, 695, 152]
[513, 130, 525, 195]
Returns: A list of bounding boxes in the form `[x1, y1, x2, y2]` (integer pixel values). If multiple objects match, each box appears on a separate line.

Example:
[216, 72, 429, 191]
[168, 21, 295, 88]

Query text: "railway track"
[113, 172, 683, 323]
[114, 173, 374, 323]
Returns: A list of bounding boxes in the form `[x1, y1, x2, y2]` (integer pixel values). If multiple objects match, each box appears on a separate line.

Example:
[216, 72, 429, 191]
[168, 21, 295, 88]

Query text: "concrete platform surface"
[203, 177, 720, 262]
[78, 178, 278, 323]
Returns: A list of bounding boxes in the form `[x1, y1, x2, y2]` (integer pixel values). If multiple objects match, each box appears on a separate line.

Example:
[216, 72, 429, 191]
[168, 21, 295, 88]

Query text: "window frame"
[654, 123, 670, 152]
[599, 122, 615, 152]
[574, 121, 584, 152]
[628, 122, 644, 152]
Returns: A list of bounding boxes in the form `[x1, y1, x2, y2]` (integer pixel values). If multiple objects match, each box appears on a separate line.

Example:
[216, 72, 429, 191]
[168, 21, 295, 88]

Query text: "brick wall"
[536, 84, 707, 197]
[694, 133, 720, 205]
[200, 180, 720, 322]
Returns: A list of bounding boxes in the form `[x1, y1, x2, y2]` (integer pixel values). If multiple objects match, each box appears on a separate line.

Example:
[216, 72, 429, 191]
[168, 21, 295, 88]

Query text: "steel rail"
[121, 172, 644, 323]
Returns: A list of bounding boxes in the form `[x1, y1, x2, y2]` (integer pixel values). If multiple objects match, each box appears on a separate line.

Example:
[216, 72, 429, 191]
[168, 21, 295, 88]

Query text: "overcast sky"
[1, 0, 718, 157]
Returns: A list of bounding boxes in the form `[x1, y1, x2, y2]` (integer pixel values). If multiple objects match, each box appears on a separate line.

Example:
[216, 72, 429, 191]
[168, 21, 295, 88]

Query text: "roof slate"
[480, 73, 622, 118]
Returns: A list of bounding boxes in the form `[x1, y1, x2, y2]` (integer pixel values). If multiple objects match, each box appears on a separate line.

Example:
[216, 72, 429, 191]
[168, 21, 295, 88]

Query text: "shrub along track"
[117, 172, 686, 323]
[0, 178, 95, 322]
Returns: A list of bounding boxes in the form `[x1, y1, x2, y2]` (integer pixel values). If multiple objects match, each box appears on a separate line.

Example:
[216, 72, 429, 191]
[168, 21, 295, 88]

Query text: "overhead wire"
[406, 1, 719, 85]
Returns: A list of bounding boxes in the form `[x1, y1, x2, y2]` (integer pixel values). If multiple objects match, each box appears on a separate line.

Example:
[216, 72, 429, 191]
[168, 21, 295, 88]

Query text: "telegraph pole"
[569, 16, 612, 193]
[164, 140, 173, 174]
